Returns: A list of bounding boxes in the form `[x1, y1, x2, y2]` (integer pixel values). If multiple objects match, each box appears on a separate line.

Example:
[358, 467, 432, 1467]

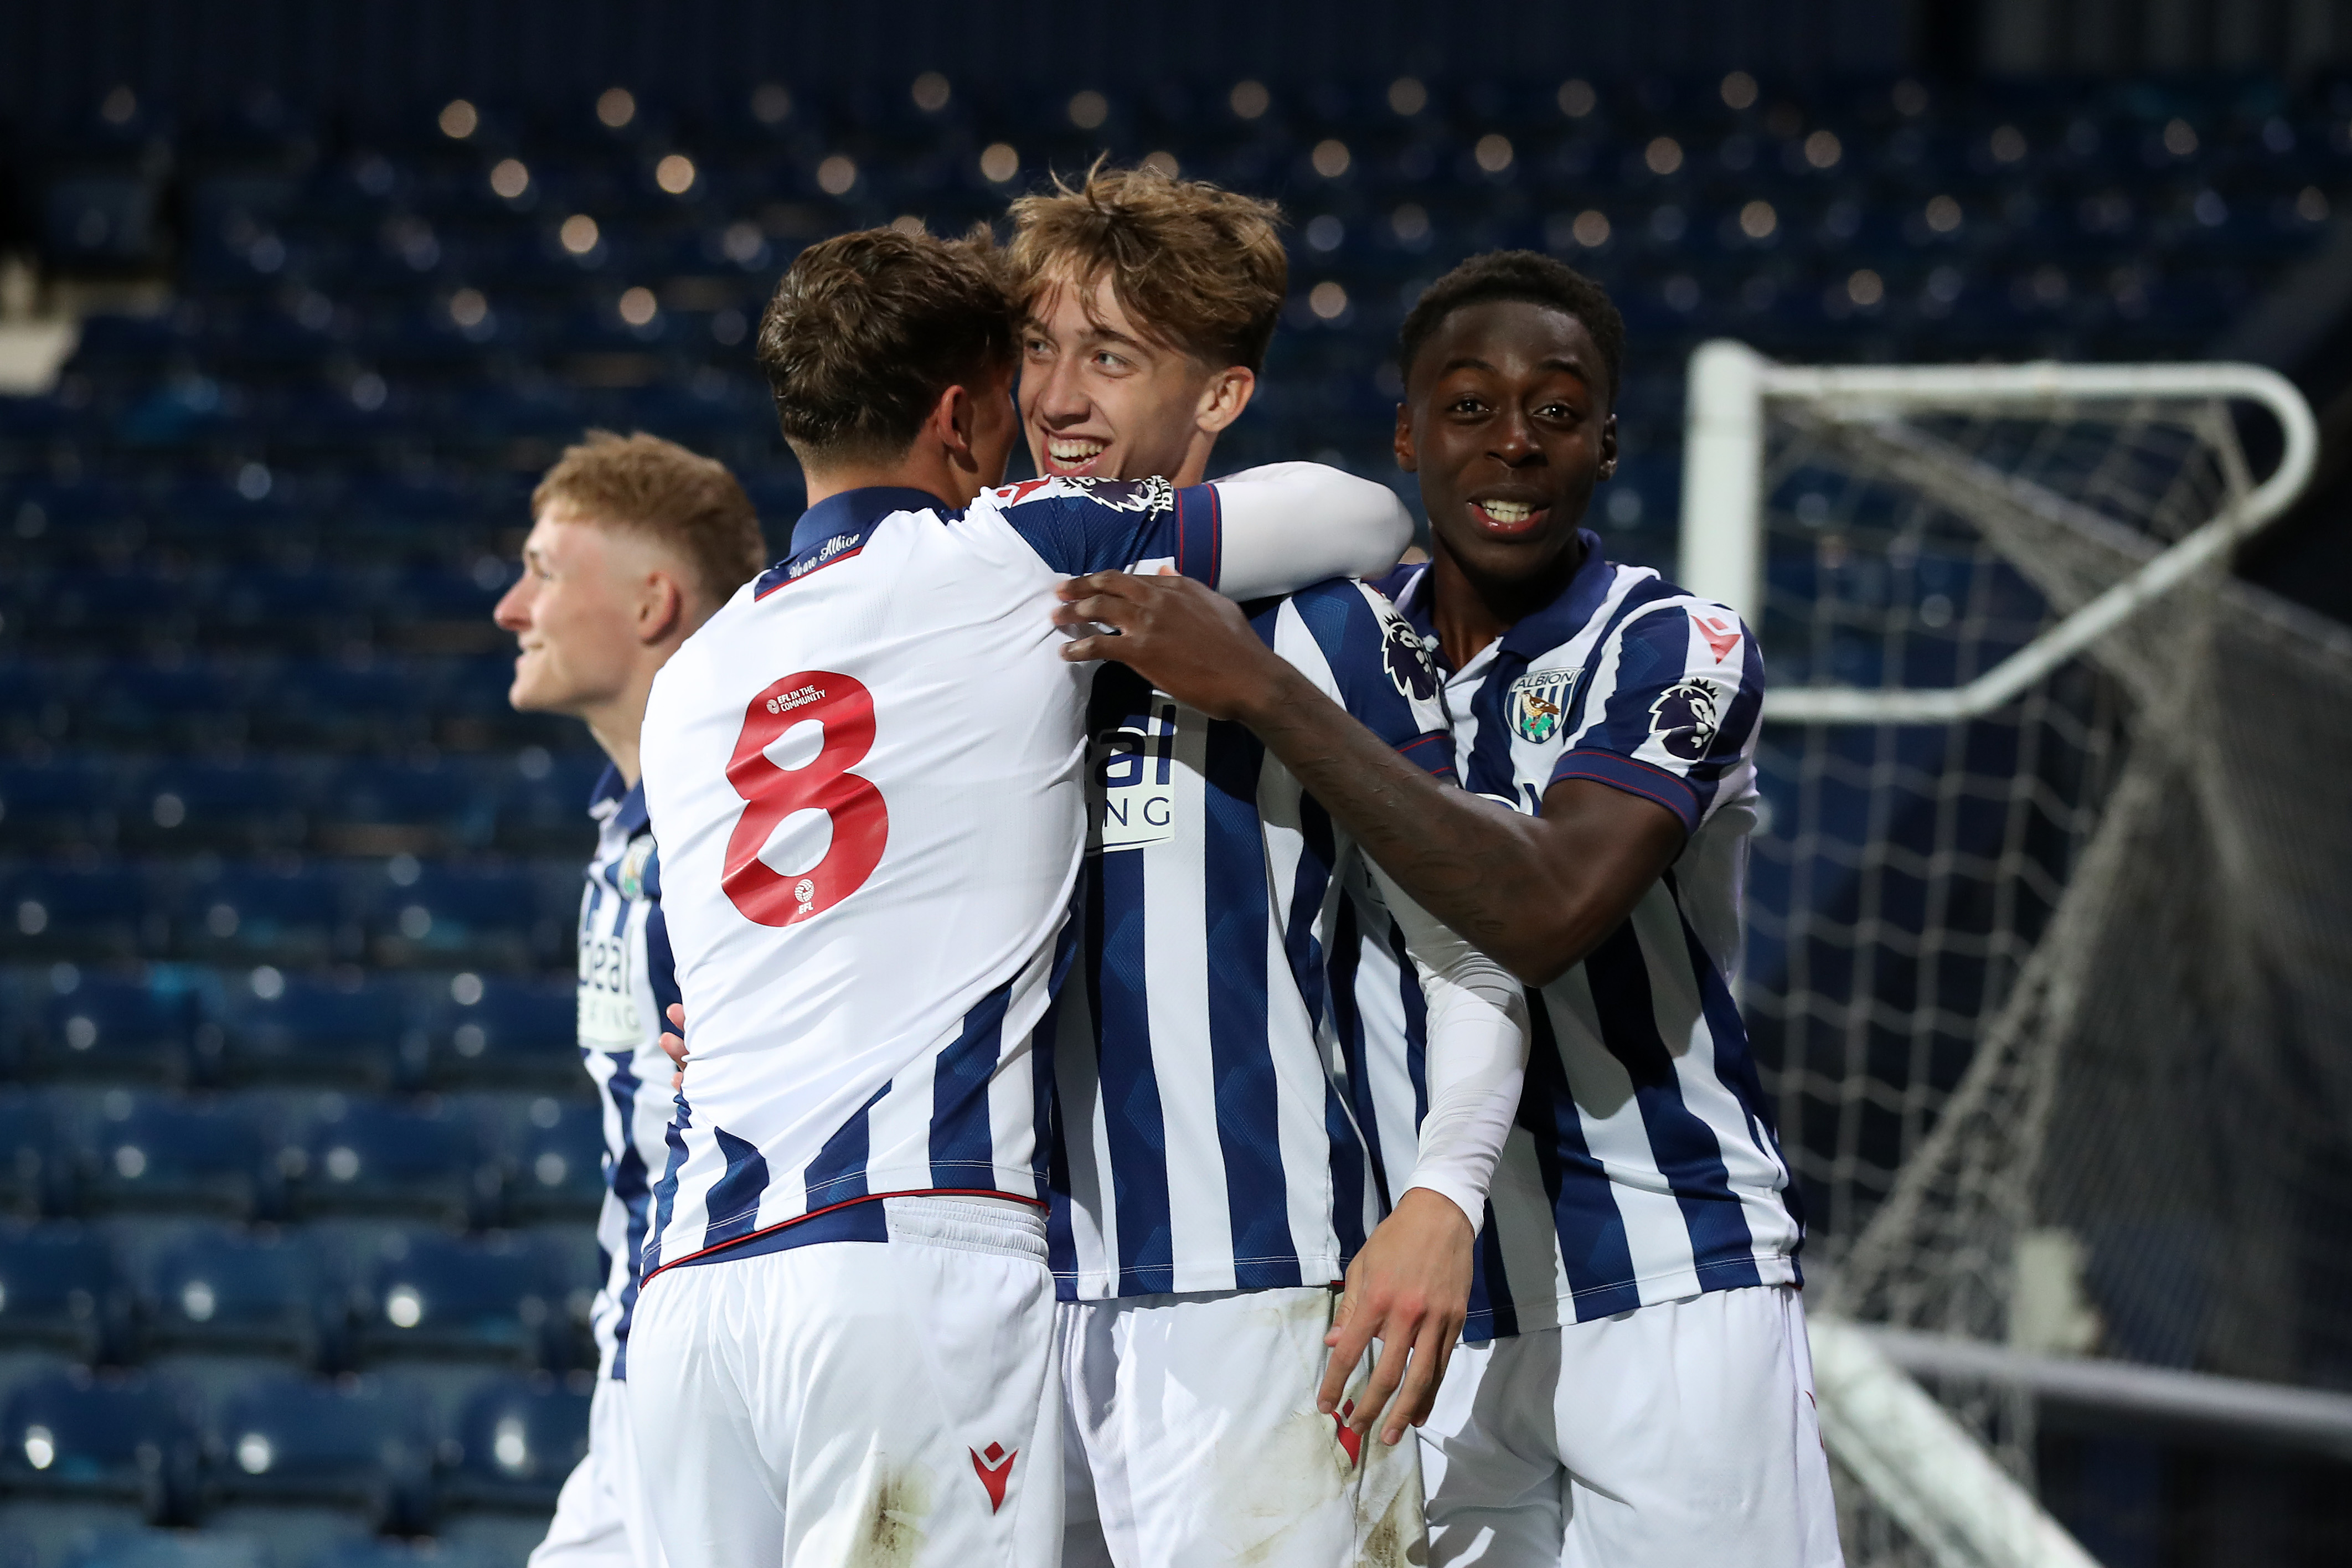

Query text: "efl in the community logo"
[1507, 668, 1581, 744]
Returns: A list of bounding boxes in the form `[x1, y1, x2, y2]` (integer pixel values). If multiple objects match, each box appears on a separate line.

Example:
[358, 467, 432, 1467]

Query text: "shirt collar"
[788, 487, 955, 555]
[586, 762, 649, 834]
[1380, 529, 1617, 672]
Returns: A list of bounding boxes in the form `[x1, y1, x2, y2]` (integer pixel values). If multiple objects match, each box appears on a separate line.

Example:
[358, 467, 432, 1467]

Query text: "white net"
[1727, 375, 2350, 1564]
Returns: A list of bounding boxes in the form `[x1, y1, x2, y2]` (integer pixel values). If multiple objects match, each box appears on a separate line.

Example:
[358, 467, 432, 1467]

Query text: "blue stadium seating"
[428, 977, 575, 1090]
[284, 1100, 486, 1226]
[0, 1370, 204, 1521]
[496, 1098, 605, 1224]
[0, 1225, 135, 1364]
[65, 1534, 272, 1568]
[355, 1231, 560, 1370]
[437, 1374, 591, 1512]
[141, 1227, 341, 1367]
[78, 1094, 274, 1219]
[210, 1374, 434, 1533]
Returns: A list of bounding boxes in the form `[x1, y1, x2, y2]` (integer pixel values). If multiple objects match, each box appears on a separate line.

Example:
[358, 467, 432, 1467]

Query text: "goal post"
[1678, 342, 2319, 724]
[1676, 343, 2332, 1568]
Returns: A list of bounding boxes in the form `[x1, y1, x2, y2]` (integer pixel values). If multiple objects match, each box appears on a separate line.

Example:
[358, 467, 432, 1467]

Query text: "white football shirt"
[638, 468, 1410, 1280]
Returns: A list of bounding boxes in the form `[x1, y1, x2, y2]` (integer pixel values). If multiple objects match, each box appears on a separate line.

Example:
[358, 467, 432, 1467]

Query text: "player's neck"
[580, 679, 653, 789]
[803, 453, 960, 512]
[1425, 532, 1588, 672]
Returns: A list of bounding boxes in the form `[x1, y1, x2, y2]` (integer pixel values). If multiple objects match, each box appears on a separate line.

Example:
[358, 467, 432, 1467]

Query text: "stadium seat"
[429, 976, 576, 1089]
[0, 1225, 134, 1363]
[64, 1533, 272, 1568]
[0, 1091, 73, 1215]
[220, 974, 413, 1087]
[209, 1373, 433, 1534]
[79, 1093, 274, 1219]
[283, 1098, 486, 1225]
[355, 1230, 563, 1370]
[0, 1369, 204, 1522]
[183, 869, 347, 969]
[437, 1371, 591, 1513]
[496, 1097, 605, 1224]
[29, 973, 195, 1083]
[142, 1226, 342, 1368]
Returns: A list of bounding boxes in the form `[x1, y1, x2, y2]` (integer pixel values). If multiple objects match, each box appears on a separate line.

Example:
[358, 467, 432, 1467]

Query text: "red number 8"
[721, 671, 889, 926]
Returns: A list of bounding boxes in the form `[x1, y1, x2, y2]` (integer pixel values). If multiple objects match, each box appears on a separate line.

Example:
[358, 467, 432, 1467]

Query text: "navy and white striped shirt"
[1050, 578, 1459, 1299]
[1345, 537, 1802, 1339]
[575, 766, 680, 1380]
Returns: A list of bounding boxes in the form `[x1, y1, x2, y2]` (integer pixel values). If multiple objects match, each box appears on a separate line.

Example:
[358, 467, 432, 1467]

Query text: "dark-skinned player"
[1050, 251, 1840, 1568]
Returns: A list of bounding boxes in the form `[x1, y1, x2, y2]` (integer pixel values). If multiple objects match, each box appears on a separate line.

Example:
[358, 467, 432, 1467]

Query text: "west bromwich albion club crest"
[617, 837, 655, 900]
[1507, 668, 1581, 744]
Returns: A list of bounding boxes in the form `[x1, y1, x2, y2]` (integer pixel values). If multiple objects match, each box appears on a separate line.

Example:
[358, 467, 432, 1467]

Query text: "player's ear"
[1193, 365, 1256, 436]
[933, 381, 980, 465]
[637, 569, 687, 646]
[1596, 412, 1619, 481]
[1393, 402, 1419, 474]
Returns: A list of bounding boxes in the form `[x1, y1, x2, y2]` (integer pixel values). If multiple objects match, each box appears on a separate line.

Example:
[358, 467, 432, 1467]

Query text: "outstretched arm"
[1053, 570, 1685, 985]
[1203, 463, 1415, 599]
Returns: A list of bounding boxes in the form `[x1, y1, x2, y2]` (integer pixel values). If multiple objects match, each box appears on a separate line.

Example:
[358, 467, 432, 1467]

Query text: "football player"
[1052, 251, 1843, 1567]
[1008, 166, 1529, 1567]
[492, 430, 767, 1568]
[624, 227, 1413, 1568]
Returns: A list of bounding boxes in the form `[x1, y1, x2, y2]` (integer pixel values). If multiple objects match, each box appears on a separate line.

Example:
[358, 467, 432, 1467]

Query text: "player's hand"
[661, 1002, 688, 1091]
[1319, 1187, 1474, 1447]
[1052, 569, 1293, 723]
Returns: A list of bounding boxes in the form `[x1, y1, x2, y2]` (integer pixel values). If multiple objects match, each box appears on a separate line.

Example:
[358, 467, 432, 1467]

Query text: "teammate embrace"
[504, 164, 1840, 1568]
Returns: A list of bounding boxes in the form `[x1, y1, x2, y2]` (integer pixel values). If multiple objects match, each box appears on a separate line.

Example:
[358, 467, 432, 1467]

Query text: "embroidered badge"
[1507, 668, 1581, 744]
[1649, 676, 1728, 761]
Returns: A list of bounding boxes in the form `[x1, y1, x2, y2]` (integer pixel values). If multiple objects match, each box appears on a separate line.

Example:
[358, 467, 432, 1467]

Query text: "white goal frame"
[1677, 341, 2320, 725]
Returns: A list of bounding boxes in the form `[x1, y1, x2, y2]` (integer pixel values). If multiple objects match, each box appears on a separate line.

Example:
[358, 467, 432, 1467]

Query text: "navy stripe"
[702, 1126, 772, 1248]
[1579, 920, 1759, 1284]
[643, 902, 680, 1022]
[1173, 482, 1221, 585]
[1327, 892, 1391, 1211]
[604, 1049, 653, 1380]
[1551, 750, 1703, 833]
[1034, 913, 1079, 1193]
[1201, 723, 1299, 1288]
[657, 1195, 891, 1272]
[1467, 1200, 1519, 1342]
[1523, 997, 1642, 1321]
[1677, 893, 1803, 1246]
[931, 978, 1011, 1188]
[1325, 1077, 1368, 1262]
[1386, 915, 1430, 1131]
[804, 1083, 886, 1210]
[1093, 821, 1174, 1294]
[643, 1090, 691, 1276]
[1281, 796, 1338, 1033]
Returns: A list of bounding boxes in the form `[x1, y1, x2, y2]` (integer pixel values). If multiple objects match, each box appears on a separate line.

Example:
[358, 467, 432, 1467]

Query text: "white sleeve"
[1205, 462, 1413, 600]
[1367, 861, 1530, 1234]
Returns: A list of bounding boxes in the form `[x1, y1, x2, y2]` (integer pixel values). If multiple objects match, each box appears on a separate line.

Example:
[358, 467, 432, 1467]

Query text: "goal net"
[1675, 344, 2339, 1566]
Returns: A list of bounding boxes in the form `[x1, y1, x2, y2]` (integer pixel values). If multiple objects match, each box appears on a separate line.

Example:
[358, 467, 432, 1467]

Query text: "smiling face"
[493, 504, 672, 716]
[1395, 297, 1618, 590]
[1018, 268, 1248, 486]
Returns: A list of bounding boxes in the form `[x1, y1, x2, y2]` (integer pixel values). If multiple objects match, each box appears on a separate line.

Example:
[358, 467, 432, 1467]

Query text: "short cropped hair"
[1008, 162, 1287, 373]
[532, 430, 764, 605]
[755, 227, 1018, 469]
[1397, 251, 1627, 403]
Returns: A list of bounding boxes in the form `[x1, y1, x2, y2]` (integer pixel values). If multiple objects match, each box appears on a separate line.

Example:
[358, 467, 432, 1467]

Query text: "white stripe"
[1054, 971, 1118, 1292]
[1143, 700, 1232, 1285]
[1541, 972, 1705, 1301]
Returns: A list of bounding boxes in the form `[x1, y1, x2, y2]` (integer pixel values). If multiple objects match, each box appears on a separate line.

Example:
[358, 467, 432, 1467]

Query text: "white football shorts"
[1059, 1286, 1426, 1568]
[627, 1196, 1063, 1568]
[1419, 1283, 1843, 1567]
[530, 1376, 663, 1568]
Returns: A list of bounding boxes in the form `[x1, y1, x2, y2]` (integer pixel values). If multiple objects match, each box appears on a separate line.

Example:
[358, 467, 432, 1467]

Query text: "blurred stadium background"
[1, 2, 2349, 1564]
